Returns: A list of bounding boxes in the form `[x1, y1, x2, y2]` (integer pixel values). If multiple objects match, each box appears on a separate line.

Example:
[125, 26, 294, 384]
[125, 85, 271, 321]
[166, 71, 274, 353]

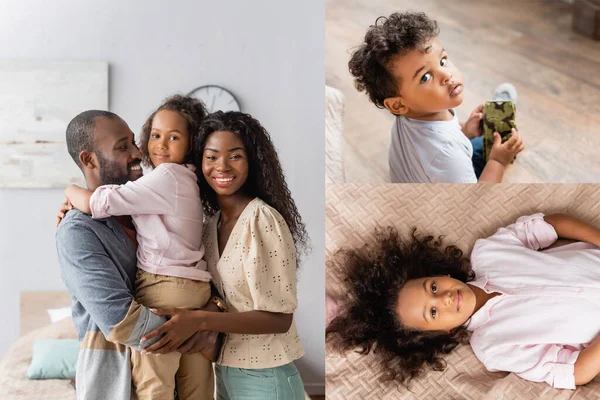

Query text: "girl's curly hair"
[326, 227, 474, 385]
[192, 111, 309, 260]
[349, 12, 439, 108]
[139, 94, 208, 167]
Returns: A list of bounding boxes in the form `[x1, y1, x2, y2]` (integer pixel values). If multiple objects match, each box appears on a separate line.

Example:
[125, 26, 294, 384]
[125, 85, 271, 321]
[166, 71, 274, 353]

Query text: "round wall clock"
[188, 85, 241, 113]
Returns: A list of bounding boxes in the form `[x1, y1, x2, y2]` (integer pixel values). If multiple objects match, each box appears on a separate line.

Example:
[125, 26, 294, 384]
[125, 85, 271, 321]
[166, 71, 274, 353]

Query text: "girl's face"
[148, 110, 190, 167]
[202, 130, 249, 197]
[395, 276, 476, 332]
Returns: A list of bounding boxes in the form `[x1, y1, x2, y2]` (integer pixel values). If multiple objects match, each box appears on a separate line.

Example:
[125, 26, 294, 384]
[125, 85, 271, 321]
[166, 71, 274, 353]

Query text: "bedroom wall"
[0, 0, 325, 392]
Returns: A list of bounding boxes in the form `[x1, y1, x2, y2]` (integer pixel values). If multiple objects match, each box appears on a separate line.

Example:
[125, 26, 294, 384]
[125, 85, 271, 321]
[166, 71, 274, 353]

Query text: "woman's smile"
[212, 175, 236, 187]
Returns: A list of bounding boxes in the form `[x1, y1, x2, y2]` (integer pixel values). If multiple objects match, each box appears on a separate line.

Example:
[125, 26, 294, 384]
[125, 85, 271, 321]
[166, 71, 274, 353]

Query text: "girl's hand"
[489, 128, 524, 166]
[141, 308, 202, 355]
[56, 197, 73, 227]
[65, 185, 93, 214]
[462, 104, 484, 139]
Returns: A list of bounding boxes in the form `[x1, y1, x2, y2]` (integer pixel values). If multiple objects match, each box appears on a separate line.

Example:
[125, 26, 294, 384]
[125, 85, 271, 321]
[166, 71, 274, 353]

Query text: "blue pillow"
[27, 339, 79, 380]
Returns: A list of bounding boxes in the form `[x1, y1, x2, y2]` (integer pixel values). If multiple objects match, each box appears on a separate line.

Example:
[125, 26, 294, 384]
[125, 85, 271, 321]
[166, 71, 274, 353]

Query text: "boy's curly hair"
[193, 111, 309, 261]
[139, 94, 208, 168]
[326, 227, 474, 385]
[349, 12, 439, 108]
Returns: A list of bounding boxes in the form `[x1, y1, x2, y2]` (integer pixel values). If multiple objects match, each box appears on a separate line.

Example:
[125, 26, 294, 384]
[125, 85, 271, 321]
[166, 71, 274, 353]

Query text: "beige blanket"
[0, 318, 77, 399]
[0, 318, 315, 399]
[326, 184, 600, 399]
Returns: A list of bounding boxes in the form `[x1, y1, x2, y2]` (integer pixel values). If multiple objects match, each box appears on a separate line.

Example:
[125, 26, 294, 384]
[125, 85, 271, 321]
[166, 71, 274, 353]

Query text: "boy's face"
[384, 38, 464, 119]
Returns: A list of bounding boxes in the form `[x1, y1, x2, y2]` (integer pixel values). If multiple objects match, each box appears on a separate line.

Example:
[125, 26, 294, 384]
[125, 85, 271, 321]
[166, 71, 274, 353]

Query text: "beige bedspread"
[0, 316, 314, 399]
[326, 184, 600, 399]
[0, 317, 77, 399]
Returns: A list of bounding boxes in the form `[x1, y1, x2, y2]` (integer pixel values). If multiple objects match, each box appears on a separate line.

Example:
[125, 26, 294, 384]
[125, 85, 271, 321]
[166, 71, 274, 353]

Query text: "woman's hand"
[56, 197, 73, 227]
[461, 104, 484, 139]
[141, 308, 204, 355]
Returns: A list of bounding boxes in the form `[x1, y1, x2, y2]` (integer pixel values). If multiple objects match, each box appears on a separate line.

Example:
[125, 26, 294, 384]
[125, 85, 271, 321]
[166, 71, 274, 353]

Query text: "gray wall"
[0, 0, 324, 392]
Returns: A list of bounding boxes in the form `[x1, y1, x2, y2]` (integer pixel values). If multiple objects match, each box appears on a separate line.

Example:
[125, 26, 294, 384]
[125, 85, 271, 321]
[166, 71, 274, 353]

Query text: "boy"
[349, 12, 524, 183]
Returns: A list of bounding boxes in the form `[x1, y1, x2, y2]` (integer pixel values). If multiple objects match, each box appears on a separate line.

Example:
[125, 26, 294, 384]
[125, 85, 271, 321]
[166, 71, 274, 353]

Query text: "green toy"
[482, 100, 517, 162]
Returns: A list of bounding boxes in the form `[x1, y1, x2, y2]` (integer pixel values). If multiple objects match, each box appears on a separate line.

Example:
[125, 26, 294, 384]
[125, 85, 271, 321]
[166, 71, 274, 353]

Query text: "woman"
[142, 111, 309, 399]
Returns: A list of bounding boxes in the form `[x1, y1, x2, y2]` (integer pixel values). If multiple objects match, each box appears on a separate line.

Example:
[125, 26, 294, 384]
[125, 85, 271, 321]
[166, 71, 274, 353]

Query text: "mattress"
[0, 316, 315, 399]
[326, 184, 600, 399]
[326, 85, 346, 184]
[0, 317, 77, 399]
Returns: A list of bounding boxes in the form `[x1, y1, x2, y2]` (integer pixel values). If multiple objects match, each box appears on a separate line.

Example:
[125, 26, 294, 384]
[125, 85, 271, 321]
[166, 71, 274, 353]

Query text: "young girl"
[140, 111, 310, 400]
[64, 94, 216, 399]
[327, 213, 600, 390]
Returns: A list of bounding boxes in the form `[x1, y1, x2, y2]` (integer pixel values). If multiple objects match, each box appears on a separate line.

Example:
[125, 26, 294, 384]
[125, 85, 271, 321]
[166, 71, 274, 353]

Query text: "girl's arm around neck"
[544, 214, 600, 247]
[65, 185, 93, 214]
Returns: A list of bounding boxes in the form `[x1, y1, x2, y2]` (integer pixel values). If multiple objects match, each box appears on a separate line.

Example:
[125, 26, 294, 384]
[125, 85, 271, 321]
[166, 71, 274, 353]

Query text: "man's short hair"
[65, 110, 120, 168]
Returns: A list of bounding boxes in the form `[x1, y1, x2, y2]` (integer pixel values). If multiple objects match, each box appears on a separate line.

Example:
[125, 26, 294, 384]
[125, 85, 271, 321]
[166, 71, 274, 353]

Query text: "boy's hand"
[461, 104, 484, 139]
[489, 128, 524, 166]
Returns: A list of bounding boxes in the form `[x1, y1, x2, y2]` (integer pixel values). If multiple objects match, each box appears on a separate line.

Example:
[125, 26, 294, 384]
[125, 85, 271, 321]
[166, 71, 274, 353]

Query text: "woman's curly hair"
[139, 94, 208, 168]
[193, 111, 309, 260]
[326, 227, 474, 385]
[348, 12, 439, 108]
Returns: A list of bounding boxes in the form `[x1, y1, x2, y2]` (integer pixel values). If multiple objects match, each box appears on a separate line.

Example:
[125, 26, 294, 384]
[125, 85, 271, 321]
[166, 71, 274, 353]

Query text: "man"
[56, 110, 218, 399]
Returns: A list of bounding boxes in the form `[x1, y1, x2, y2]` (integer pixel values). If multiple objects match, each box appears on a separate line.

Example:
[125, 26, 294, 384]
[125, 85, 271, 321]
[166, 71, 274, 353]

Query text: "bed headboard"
[19, 291, 72, 336]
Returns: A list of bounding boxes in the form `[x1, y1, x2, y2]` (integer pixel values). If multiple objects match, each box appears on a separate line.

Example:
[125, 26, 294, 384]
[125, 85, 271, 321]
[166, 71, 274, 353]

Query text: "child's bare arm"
[478, 129, 524, 183]
[544, 214, 600, 247]
[574, 335, 600, 385]
[65, 185, 93, 214]
[478, 159, 505, 183]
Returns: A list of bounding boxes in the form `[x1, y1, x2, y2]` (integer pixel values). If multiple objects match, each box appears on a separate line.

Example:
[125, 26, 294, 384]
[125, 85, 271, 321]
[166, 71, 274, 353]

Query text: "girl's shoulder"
[153, 162, 196, 175]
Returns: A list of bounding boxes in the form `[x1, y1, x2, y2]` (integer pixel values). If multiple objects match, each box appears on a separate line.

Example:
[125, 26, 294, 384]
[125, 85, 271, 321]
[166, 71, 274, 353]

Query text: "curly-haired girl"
[327, 213, 600, 390]
[142, 111, 310, 399]
[63, 94, 216, 399]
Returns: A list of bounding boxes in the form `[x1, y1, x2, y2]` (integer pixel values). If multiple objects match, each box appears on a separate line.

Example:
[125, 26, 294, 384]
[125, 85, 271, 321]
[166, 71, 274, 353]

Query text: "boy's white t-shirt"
[388, 109, 477, 183]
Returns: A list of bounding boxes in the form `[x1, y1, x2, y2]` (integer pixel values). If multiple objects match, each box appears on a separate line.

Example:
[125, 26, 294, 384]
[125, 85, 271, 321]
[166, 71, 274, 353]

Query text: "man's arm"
[56, 219, 166, 349]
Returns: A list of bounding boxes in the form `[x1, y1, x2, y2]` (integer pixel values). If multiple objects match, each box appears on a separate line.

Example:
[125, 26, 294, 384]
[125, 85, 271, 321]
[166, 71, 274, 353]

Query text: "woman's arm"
[544, 214, 600, 247]
[201, 309, 292, 333]
[574, 335, 600, 385]
[140, 308, 293, 355]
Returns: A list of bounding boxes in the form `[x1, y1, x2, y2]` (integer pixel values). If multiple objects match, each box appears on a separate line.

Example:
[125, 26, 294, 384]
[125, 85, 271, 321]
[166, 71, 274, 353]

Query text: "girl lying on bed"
[326, 213, 600, 389]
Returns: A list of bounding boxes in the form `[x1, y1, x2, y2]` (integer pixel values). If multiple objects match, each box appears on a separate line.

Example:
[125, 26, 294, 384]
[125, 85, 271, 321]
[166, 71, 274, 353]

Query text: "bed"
[326, 184, 600, 399]
[0, 292, 76, 399]
[1, 291, 314, 399]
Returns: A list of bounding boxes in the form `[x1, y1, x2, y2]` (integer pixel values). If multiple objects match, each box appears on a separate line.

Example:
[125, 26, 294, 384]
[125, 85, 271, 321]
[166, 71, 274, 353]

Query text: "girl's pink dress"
[468, 213, 600, 389]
